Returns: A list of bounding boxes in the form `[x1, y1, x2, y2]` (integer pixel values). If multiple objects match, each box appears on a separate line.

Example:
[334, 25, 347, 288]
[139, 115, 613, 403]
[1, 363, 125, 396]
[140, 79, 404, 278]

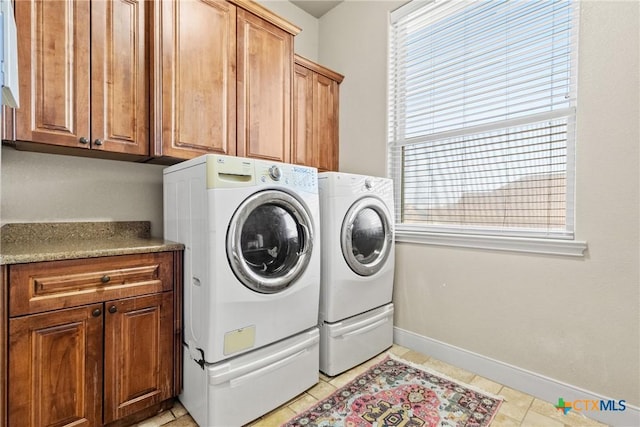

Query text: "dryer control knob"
[269, 165, 282, 181]
[365, 178, 373, 190]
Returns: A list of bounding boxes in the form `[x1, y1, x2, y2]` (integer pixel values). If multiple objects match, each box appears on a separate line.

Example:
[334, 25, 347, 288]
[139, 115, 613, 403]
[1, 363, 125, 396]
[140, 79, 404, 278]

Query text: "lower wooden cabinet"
[104, 292, 174, 424]
[9, 304, 103, 427]
[4, 251, 181, 427]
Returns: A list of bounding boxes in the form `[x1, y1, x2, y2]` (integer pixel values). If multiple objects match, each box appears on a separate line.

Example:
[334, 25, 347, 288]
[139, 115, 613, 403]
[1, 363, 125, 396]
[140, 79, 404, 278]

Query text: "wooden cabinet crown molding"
[294, 54, 344, 83]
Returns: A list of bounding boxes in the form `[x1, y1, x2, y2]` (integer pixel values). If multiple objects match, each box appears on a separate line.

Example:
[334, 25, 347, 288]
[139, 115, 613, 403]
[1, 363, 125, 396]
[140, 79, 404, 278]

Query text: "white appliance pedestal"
[180, 328, 320, 427]
[320, 303, 394, 377]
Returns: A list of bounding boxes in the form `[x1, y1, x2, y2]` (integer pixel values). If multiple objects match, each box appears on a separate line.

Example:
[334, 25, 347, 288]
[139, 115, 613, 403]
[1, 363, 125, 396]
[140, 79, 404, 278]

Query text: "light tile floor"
[136, 345, 608, 427]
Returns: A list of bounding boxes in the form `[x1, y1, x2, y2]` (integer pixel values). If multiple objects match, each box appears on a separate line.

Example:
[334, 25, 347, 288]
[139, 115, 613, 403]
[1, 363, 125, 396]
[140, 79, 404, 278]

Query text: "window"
[388, 0, 585, 255]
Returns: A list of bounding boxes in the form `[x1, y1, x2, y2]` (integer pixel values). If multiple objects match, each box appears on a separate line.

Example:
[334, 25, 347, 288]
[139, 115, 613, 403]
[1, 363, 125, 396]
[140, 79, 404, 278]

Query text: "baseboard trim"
[393, 327, 639, 427]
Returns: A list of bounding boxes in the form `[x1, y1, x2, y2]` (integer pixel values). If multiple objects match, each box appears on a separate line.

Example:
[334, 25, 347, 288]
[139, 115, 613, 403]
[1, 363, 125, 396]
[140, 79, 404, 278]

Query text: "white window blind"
[389, 0, 579, 239]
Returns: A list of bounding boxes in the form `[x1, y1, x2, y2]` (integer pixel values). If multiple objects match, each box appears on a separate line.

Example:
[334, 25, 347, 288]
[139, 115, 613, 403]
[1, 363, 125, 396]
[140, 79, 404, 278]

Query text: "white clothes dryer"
[318, 172, 396, 376]
[164, 155, 320, 426]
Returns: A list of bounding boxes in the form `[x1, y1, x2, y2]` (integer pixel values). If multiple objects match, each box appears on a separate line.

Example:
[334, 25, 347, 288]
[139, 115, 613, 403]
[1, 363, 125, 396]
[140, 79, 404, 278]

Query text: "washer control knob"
[269, 165, 282, 181]
[365, 178, 373, 190]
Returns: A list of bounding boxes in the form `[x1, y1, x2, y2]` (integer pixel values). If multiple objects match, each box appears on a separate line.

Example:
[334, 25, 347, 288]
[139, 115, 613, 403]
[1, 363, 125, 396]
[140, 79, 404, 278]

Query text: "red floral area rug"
[282, 354, 503, 427]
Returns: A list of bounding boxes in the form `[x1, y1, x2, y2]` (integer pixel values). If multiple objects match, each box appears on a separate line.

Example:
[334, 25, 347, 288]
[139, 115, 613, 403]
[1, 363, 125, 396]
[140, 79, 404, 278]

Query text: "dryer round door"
[341, 197, 393, 276]
[227, 190, 314, 293]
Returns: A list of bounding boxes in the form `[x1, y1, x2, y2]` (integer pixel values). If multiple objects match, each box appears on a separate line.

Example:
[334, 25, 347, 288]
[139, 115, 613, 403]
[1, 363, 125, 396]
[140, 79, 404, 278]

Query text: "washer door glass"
[228, 190, 314, 293]
[341, 197, 392, 276]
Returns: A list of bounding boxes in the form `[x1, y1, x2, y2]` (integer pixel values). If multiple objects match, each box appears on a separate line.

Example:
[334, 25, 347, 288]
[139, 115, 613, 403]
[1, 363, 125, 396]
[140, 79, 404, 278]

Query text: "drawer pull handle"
[101, 275, 111, 283]
[92, 308, 102, 317]
[108, 305, 118, 314]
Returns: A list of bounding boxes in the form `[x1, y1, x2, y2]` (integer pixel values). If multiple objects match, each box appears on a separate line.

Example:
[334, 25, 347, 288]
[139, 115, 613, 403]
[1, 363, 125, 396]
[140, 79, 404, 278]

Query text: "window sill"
[395, 228, 588, 257]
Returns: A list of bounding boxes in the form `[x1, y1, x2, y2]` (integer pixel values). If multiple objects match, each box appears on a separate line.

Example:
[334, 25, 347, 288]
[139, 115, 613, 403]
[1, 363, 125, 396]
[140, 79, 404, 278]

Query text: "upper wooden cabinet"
[152, 0, 299, 163]
[10, 0, 149, 156]
[152, 0, 237, 159]
[236, 8, 293, 162]
[6, 0, 327, 166]
[293, 64, 314, 167]
[293, 55, 344, 172]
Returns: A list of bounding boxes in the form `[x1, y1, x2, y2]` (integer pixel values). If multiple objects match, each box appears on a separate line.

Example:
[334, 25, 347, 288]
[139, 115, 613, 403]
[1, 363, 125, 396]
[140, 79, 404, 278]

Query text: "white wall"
[1, 148, 165, 236]
[319, 0, 639, 408]
[319, 1, 402, 174]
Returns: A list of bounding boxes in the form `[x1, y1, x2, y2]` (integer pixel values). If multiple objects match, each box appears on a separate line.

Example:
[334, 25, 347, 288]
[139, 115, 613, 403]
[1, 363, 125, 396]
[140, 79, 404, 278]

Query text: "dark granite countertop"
[0, 221, 184, 265]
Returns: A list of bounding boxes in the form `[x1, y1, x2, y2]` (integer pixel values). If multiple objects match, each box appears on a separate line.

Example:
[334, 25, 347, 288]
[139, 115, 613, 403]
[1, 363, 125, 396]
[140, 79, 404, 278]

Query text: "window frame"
[388, 0, 587, 256]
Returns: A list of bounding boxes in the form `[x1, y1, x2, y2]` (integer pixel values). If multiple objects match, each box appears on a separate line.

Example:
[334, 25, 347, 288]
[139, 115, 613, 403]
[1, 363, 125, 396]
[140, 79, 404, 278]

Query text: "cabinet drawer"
[9, 252, 174, 316]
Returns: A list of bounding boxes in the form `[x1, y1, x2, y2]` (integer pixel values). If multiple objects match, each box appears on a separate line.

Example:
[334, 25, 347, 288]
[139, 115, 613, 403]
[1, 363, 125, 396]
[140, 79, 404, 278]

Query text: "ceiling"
[290, 0, 343, 18]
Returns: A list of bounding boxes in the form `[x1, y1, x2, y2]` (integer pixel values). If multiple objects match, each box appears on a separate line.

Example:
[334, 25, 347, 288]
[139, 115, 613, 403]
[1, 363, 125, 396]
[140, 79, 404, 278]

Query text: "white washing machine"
[164, 155, 321, 427]
[318, 172, 395, 376]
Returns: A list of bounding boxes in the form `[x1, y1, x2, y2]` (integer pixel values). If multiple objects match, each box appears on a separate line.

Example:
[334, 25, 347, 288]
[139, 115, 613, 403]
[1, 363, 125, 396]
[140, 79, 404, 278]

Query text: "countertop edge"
[1, 241, 185, 265]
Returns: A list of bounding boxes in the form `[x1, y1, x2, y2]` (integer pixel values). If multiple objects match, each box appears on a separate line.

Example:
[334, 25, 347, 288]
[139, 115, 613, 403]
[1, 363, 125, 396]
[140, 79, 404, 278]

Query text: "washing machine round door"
[227, 190, 314, 293]
[341, 197, 393, 276]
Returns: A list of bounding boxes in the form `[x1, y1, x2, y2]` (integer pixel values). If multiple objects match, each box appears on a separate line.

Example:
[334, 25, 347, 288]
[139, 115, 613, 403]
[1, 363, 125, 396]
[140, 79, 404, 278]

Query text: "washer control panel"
[256, 162, 318, 192]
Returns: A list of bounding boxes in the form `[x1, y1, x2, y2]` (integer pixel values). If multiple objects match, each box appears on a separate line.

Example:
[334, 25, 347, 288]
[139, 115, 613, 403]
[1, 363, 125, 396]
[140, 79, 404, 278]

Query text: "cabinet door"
[237, 8, 292, 163]
[292, 63, 314, 167]
[91, 0, 149, 155]
[315, 74, 339, 172]
[13, 0, 91, 147]
[152, 0, 237, 159]
[8, 304, 103, 427]
[103, 292, 174, 424]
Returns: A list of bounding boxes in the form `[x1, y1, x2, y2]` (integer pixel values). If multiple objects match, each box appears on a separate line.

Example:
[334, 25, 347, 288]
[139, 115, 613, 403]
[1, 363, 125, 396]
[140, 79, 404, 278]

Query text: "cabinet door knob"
[94, 138, 103, 146]
[79, 137, 89, 144]
[101, 275, 110, 283]
[108, 305, 118, 314]
[92, 308, 102, 317]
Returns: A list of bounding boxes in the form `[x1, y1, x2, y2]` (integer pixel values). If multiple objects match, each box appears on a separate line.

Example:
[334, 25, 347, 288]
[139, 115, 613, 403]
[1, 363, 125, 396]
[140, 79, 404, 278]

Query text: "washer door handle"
[297, 223, 311, 256]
